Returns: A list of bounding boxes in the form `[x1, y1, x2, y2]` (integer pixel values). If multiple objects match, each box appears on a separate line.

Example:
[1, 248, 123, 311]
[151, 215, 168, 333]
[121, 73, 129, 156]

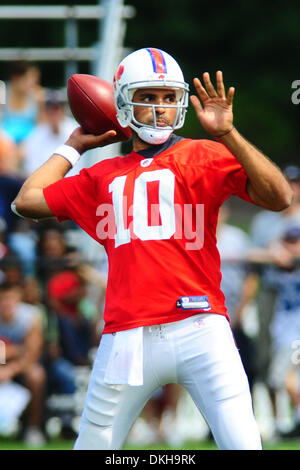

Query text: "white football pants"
[74, 314, 262, 450]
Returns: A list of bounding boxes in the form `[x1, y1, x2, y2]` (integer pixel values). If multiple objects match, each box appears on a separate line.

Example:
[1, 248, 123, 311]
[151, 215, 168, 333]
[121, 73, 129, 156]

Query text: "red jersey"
[43, 138, 254, 333]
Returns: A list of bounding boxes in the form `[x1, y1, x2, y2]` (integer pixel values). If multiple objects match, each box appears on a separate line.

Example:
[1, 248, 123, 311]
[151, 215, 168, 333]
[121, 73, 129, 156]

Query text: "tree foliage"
[0, 0, 299, 164]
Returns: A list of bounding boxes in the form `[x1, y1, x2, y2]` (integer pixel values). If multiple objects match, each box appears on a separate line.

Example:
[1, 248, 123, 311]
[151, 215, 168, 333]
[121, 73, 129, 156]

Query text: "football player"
[12, 48, 293, 449]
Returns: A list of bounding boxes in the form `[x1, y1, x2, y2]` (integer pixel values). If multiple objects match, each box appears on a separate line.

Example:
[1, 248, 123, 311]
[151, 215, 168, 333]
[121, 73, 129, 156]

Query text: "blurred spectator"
[21, 89, 79, 177]
[26, 64, 45, 113]
[7, 220, 37, 277]
[0, 217, 8, 263]
[250, 165, 300, 248]
[0, 172, 24, 233]
[22, 277, 47, 333]
[217, 204, 258, 390]
[47, 269, 94, 366]
[283, 365, 300, 438]
[248, 166, 300, 411]
[254, 226, 300, 433]
[0, 283, 46, 446]
[141, 384, 184, 446]
[0, 127, 20, 174]
[0, 255, 24, 288]
[76, 262, 107, 341]
[34, 225, 95, 364]
[217, 204, 251, 324]
[0, 61, 45, 145]
[22, 276, 77, 397]
[0, 105, 24, 231]
[35, 226, 70, 288]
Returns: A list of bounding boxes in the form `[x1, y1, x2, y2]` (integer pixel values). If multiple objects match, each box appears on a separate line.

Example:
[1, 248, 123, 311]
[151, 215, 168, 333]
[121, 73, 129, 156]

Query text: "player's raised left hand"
[190, 71, 234, 138]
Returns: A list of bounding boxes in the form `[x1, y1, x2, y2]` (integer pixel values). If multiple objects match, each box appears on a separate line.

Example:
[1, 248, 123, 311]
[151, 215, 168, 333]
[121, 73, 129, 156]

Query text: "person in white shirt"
[0, 283, 45, 446]
[217, 204, 258, 390]
[250, 166, 300, 248]
[21, 91, 80, 177]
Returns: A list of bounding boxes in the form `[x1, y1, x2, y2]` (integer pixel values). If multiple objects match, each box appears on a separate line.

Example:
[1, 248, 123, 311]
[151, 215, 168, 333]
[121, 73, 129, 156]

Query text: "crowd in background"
[0, 60, 300, 448]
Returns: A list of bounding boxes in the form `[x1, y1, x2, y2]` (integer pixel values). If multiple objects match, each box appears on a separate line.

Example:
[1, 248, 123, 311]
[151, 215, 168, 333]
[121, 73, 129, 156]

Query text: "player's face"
[132, 88, 178, 127]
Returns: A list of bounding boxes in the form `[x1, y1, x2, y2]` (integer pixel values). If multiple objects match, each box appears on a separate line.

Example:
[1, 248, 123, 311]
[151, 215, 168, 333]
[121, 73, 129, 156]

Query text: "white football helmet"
[113, 48, 189, 145]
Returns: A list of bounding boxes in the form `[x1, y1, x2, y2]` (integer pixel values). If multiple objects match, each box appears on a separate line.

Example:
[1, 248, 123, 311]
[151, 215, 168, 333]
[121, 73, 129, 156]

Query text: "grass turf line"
[0, 438, 299, 450]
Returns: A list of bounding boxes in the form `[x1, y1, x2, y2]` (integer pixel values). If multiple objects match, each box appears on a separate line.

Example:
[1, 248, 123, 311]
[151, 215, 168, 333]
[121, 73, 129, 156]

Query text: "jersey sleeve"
[177, 139, 255, 208]
[214, 143, 253, 203]
[200, 140, 255, 206]
[43, 168, 99, 237]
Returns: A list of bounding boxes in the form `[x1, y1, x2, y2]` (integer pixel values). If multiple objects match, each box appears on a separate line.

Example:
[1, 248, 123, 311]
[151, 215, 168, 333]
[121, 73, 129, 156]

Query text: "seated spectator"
[0, 61, 45, 145]
[21, 89, 79, 177]
[22, 276, 77, 398]
[0, 283, 46, 446]
[35, 225, 99, 363]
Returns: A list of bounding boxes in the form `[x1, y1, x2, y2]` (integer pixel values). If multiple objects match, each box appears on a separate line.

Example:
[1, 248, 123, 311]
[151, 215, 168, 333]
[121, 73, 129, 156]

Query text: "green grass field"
[0, 437, 299, 450]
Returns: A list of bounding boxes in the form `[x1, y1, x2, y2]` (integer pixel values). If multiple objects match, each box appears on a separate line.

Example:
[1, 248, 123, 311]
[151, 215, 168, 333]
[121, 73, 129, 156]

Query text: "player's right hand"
[65, 127, 117, 155]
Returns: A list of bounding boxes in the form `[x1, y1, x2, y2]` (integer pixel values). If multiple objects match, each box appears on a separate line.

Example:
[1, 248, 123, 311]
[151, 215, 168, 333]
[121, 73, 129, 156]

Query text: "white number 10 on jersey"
[109, 169, 176, 247]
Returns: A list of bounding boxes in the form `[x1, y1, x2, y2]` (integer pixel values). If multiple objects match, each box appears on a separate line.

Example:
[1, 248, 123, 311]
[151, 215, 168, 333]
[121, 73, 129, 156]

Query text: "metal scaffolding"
[0, 3, 135, 81]
[0, 1, 135, 164]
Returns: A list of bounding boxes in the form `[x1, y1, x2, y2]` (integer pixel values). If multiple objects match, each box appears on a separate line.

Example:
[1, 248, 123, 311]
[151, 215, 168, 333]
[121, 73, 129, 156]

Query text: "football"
[67, 74, 131, 141]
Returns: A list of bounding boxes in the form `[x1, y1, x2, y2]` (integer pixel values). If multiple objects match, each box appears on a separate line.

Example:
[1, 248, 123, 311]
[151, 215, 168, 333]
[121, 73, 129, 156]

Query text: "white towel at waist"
[104, 327, 144, 386]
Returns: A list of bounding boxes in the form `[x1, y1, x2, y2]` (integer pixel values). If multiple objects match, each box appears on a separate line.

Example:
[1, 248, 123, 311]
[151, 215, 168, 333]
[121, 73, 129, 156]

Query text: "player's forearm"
[217, 127, 293, 211]
[23, 154, 71, 189]
[12, 154, 72, 218]
[13, 128, 117, 219]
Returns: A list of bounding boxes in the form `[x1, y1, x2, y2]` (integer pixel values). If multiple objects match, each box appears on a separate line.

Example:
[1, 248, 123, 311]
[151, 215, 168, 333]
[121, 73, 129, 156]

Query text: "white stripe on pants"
[74, 314, 262, 450]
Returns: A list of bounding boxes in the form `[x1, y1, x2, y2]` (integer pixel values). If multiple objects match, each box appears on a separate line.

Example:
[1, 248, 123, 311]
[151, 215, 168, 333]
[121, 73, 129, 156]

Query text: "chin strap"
[137, 126, 173, 145]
